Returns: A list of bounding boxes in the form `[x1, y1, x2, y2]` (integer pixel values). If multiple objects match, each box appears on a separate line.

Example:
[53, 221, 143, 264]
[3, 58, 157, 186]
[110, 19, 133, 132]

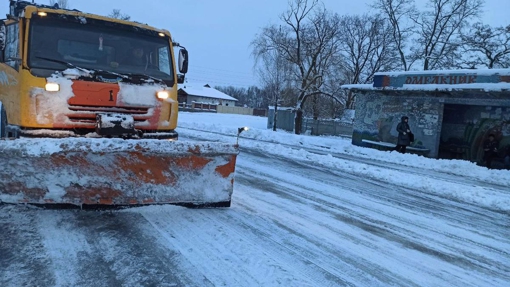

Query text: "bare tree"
[256, 42, 292, 131]
[459, 23, 510, 69]
[213, 85, 269, 109]
[320, 55, 349, 117]
[245, 86, 268, 109]
[108, 9, 131, 21]
[49, 0, 69, 8]
[302, 93, 343, 119]
[338, 14, 399, 108]
[371, 0, 419, 71]
[252, 0, 344, 134]
[411, 0, 483, 70]
[299, 47, 351, 119]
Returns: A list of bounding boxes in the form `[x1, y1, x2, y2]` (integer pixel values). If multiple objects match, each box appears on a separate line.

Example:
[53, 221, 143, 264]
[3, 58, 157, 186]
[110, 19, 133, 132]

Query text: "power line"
[185, 64, 262, 88]
[189, 74, 255, 85]
[185, 76, 258, 88]
[186, 70, 259, 87]
[190, 68, 256, 81]
[189, 65, 255, 77]
[186, 77, 255, 88]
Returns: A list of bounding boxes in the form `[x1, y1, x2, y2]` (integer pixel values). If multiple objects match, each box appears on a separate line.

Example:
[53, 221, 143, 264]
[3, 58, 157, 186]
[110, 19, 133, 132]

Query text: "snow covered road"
[1, 141, 509, 286]
[1, 113, 509, 286]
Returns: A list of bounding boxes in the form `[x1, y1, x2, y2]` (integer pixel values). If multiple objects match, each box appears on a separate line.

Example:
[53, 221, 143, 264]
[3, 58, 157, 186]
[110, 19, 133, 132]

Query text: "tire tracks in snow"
[133, 205, 331, 287]
[0, 205, 55, 287]
[180, 127, 509, 284]
[234, 150, 510, 286]
[0, 205, 201, 287]
[67, 210, 188, 287]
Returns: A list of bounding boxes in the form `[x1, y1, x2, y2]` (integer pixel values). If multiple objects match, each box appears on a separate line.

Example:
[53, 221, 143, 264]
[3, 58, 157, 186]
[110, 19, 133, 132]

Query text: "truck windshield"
[28, 17, 173, 82]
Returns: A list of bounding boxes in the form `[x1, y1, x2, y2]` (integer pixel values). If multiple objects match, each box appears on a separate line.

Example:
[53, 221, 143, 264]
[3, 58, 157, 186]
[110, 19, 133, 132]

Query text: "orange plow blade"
[0, 138, 239, 208]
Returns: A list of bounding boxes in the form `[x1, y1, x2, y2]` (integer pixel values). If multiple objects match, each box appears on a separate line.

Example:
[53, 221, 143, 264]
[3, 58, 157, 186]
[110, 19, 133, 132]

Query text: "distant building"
[343, 69, 510, 164]
[178, 84, 238, 107]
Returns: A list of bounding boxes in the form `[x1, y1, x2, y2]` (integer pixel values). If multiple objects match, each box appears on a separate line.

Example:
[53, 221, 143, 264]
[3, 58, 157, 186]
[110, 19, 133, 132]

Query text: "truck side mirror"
[178, 48, 188, 74]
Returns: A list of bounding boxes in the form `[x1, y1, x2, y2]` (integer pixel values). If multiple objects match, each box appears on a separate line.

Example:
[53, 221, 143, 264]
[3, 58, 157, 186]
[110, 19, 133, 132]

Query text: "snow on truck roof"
[342, 68, 510, 92]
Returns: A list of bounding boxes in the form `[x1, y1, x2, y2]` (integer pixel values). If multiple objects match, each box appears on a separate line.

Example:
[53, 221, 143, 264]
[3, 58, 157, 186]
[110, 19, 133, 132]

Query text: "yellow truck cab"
[0, 0, 188, 139]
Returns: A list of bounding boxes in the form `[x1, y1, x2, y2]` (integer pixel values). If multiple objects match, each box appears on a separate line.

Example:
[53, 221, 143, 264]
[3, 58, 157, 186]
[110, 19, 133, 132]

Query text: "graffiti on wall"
[352, 94, 442, 157]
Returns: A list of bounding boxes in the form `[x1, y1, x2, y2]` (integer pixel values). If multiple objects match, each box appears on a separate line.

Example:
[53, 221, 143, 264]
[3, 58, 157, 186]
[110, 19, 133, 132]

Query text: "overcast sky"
[2, 0, 509, 88]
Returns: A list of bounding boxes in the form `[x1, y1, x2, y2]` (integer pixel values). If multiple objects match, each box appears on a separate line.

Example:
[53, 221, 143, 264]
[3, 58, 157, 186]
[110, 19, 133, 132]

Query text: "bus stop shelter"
[343, 69, 510, 166]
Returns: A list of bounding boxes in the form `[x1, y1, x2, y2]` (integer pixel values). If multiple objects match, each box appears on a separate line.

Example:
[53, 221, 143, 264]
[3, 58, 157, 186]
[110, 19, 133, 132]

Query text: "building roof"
[178, 84, 238, 101]
[342, 68, 510, 92]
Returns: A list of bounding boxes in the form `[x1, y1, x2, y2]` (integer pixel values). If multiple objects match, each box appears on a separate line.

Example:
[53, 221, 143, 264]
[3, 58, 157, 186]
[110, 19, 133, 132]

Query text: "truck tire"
[0, 103, 7, 138]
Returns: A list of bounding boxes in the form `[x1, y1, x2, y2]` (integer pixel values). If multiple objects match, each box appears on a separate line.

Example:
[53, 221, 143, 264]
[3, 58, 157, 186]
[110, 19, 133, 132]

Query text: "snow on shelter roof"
[179, 84, 238, 101]
[342, 68, 510, 92]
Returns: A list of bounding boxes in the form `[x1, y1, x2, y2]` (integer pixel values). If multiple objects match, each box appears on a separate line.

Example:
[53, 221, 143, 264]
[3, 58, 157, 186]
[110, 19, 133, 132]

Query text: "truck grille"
[67, 105, 150, 124]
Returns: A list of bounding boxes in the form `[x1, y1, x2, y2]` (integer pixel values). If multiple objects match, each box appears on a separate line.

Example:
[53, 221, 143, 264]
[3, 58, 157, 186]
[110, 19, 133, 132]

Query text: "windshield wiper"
[35, 57, 164, 84]
[125, 73, 164, 84]
[36, 56, 91, 73]
[36, 56, 127, 81]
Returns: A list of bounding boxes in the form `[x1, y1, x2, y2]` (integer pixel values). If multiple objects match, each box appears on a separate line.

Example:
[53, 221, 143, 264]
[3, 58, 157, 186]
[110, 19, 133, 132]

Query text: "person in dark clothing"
[110, 46, 147, 68]
[128, 47, 146, 66]
[502, 144, 510, 170]
[395, 116, 412, 154]
[482, 134, 499, 169]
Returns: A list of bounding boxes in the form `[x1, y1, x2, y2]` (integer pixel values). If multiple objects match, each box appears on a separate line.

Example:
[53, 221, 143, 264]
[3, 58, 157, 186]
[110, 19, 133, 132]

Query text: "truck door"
[0, 20, 21, 126]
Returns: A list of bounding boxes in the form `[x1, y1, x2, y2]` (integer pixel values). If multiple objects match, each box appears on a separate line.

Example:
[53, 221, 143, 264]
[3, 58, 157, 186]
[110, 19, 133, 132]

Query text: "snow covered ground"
[1, 112, 509, 287]
[177, 112, 510, 212]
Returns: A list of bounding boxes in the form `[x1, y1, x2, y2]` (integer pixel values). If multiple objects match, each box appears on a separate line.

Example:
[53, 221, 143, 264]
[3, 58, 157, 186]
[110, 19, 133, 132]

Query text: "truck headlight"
[45, 83, 60, 92]
[157, 91, 169, 99]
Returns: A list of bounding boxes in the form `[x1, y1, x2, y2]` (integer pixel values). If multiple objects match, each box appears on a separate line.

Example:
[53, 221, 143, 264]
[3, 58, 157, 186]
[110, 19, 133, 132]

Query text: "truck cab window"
[28, 18, 174, 82]
[158, 46, 170, 75]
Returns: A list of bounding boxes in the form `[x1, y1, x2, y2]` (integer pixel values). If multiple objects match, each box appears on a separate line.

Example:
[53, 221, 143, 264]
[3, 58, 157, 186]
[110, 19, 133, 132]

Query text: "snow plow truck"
[0, 1, 239, 208]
